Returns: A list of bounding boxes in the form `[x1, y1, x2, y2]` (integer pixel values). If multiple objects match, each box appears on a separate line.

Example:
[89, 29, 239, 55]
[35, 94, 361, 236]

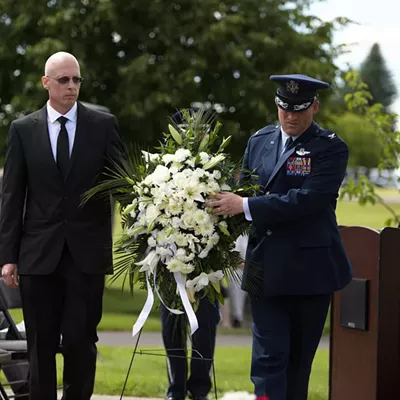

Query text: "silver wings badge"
[296, 148, 310, 156]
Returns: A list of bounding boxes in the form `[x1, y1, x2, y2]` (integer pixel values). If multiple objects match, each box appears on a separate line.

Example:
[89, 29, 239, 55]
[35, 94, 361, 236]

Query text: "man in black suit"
[0, 51, 122, 400]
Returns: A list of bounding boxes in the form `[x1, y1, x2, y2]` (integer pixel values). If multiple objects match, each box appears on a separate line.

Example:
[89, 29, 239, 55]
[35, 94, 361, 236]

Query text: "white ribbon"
[153, 268, 184, 315]
[131, 269, 199, 337]
[174, 271, 199, 335]
[132, 271, 154, 337]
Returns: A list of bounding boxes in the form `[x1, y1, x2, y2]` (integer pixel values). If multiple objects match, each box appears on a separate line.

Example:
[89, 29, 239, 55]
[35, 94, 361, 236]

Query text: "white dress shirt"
[242, 128, 300, 221]
[46, 102, 78, 161]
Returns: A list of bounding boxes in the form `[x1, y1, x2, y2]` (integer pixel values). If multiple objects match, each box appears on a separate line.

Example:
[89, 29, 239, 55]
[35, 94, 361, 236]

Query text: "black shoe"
[166, 395, 185, 400]
[233, 318, 242, 328]
[188, 392, 208, 400]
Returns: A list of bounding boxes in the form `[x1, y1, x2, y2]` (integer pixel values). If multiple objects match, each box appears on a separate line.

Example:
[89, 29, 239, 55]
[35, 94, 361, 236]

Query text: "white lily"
[186, 272, 210, 293]
[135, 250, 159, 275]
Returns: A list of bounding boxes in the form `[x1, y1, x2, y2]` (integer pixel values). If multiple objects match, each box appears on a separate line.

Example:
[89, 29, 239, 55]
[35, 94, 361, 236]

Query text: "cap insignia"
[286, 80, 299, 94]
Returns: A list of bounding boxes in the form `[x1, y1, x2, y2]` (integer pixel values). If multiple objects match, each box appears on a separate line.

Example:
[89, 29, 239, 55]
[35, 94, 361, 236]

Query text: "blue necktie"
[282, 136, 293, 154]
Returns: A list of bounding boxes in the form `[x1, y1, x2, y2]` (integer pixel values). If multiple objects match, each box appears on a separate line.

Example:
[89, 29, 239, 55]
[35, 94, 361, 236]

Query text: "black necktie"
[282, 136, 293, 154]
[57, 116, 70, 180]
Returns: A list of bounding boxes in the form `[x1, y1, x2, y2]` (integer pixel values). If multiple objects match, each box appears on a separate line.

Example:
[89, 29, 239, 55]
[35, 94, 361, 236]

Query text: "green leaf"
[168, 124, 183, 145]
[218, 224, 230, 236]
[198, 134, 209, 151]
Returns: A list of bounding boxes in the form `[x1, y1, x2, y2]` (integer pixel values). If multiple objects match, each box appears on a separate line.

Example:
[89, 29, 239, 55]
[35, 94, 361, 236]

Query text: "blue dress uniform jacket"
[241, 121, 352, 296]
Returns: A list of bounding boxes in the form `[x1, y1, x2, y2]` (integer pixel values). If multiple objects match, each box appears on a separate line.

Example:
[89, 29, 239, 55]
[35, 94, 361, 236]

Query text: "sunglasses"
[46, 76, 84, 85]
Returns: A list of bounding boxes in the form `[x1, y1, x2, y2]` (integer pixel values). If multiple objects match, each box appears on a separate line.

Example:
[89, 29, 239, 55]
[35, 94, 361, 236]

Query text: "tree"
[340, 70, 400, 226]
[359, 43, 397, 110]
[328, 112, 383, 171]
[0, 0, 349, 163]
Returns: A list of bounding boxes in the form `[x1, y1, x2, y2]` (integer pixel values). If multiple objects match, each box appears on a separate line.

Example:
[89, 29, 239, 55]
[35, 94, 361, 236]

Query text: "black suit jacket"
[0, 102, 123, 275]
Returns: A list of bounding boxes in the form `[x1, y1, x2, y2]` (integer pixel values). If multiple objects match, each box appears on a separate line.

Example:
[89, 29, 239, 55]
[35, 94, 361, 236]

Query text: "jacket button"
[266, 230, 272, 236]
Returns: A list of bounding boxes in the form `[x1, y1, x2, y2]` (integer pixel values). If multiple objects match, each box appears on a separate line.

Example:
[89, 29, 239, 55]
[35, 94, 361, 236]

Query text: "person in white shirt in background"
[230, 234, 249, 328]
[219, 234, 249, 329]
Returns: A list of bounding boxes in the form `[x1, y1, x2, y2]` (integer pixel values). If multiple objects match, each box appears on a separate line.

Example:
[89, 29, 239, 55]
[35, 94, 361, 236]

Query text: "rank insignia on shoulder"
[328, 133, 336, 139]
[296, 148, 310, 156]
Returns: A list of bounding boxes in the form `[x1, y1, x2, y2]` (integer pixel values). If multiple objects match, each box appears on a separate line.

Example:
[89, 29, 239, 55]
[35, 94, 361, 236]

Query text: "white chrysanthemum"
[157, 215, 171, 227]
[167, 198, 183, 216]
[175, 233, 189, 247]
[193, 209, 211, 225]
[180, 263, 195, 274]
[197, 223, 215, 237]
[166, 258, 194, 274]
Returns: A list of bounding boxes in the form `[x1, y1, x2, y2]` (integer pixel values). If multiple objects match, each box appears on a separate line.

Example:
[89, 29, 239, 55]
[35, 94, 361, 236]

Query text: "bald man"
[0, 52, 123, 400]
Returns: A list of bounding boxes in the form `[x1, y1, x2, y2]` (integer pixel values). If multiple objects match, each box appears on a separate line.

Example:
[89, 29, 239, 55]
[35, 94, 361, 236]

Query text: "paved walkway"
[97, 330, 330, 349]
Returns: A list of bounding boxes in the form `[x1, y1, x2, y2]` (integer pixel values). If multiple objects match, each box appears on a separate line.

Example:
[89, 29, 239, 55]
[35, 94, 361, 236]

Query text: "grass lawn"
[336, 199, 400, 229]
[54, 346, 329, 399]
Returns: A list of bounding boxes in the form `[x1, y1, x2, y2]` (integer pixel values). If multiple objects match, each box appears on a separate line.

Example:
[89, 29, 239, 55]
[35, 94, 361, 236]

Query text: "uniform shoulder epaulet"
[251, 125, 277, 138]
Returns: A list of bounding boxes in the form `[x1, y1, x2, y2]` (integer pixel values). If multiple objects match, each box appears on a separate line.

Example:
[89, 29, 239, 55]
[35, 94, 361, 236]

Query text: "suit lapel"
[65, 102, 90, 182]
[34, 106, 62, 181]
[261, 127, 280, 184]
[265, 122, 319, 189]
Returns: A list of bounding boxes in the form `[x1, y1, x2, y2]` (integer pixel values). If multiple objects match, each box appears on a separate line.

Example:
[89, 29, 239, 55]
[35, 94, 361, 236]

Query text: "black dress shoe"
[187, 391, 208, 400]
[233, 318, 242, 328]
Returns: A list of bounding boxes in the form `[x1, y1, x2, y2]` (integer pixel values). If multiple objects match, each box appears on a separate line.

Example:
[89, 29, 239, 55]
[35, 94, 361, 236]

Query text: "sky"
[309, 0, 400, 115]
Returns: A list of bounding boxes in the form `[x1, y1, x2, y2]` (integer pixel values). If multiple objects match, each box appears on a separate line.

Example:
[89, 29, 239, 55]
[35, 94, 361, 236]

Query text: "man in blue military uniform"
[205, 74, 352, 400]
[161, 108, 220, 400]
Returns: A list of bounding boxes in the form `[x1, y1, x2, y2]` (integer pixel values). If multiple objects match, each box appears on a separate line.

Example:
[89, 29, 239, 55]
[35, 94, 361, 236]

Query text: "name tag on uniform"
[286, 157, 311, 176]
